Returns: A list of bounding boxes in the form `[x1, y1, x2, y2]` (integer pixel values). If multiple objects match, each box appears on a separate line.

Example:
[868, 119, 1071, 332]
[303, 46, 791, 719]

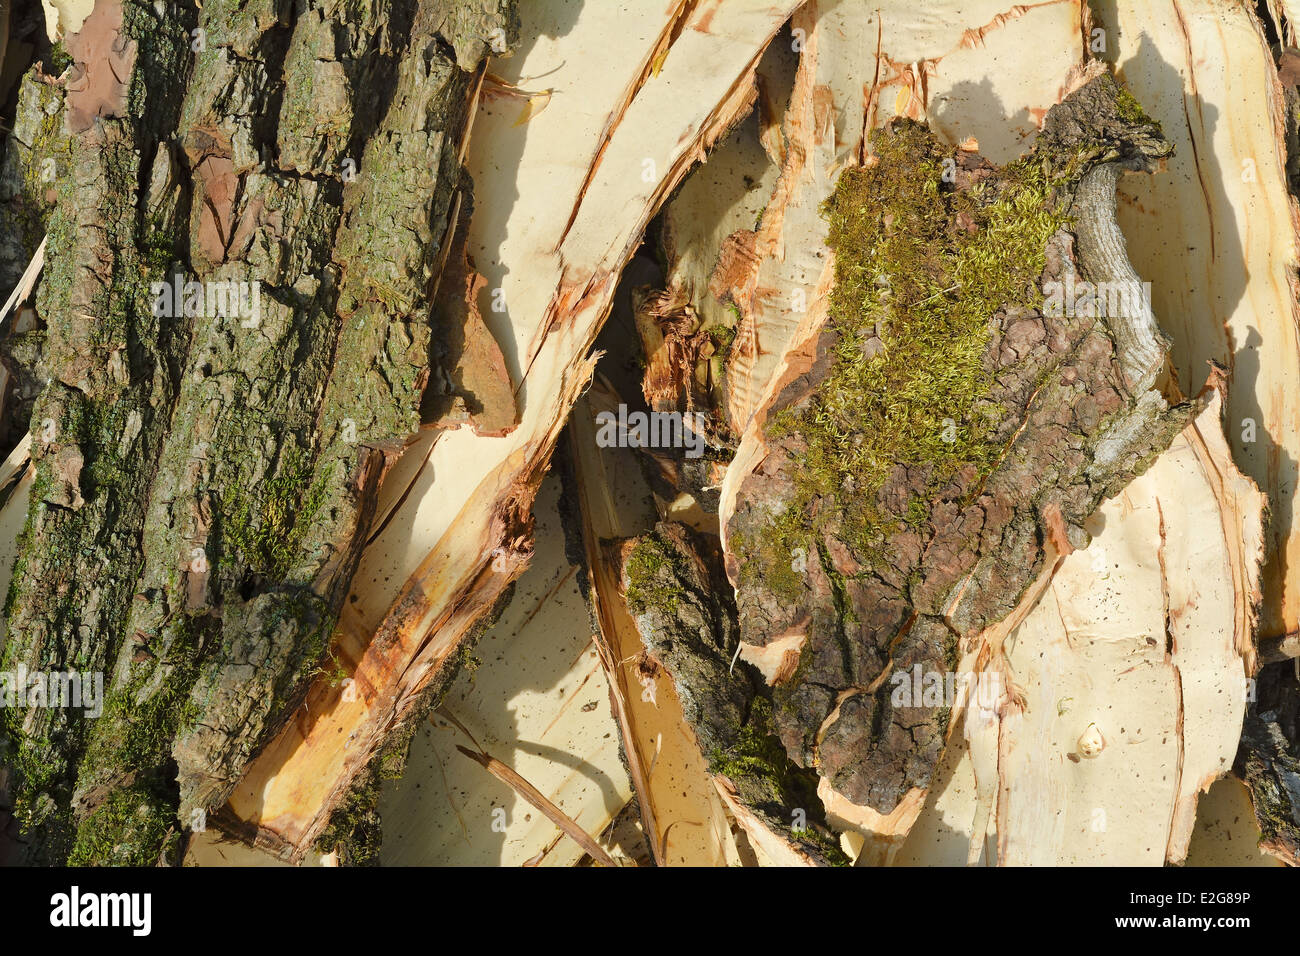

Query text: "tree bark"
[0, 0, 515, 865]
[0, 0, 1292, 871]
[1236, 660, 1300, 866]
[619, 521, 849, 865]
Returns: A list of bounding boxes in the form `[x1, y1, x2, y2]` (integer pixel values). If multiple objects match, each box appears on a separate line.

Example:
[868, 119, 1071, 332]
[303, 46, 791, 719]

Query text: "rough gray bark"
[0, 0, 516, 865]
[1236, 692, 1300, 867]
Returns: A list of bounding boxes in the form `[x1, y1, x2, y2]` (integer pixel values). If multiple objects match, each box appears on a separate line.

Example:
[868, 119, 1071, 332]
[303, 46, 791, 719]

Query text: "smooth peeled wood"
[1102, 0, 1300, 641]
[714, 72, 1206, 844]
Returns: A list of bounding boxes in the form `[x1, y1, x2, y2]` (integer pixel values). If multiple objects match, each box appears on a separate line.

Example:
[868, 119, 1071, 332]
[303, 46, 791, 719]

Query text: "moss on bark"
[725, 73, 1194, 813]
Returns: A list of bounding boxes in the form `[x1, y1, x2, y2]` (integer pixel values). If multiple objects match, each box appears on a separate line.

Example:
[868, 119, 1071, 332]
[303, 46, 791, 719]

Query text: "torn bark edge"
[210, 572, 520, 864]
[558, 425, 668, 865]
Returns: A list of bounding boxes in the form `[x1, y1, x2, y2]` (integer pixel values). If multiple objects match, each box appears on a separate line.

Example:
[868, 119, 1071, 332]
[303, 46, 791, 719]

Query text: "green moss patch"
[68, 783, 178, 867]
[623, 534, 686, 616]
[710, 698, 850, 866]
[221, 449, 333, 581]
[741, 120, 1070, 585]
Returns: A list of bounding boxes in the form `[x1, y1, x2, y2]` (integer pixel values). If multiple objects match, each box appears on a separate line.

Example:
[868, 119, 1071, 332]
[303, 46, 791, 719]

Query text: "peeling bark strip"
[0, 0, 517, 865]
[422, 203, 519, 437]
[720, 74, 1198, 818]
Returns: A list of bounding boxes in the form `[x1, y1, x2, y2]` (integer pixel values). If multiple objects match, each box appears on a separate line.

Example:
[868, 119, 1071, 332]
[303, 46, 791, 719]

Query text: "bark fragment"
[423, 205, 518, 437]
[620, 522, 849, 866]
[1237, 659, 1300, 865]
[568, 383, 744, 866]
[720, 74, 1195, 820]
